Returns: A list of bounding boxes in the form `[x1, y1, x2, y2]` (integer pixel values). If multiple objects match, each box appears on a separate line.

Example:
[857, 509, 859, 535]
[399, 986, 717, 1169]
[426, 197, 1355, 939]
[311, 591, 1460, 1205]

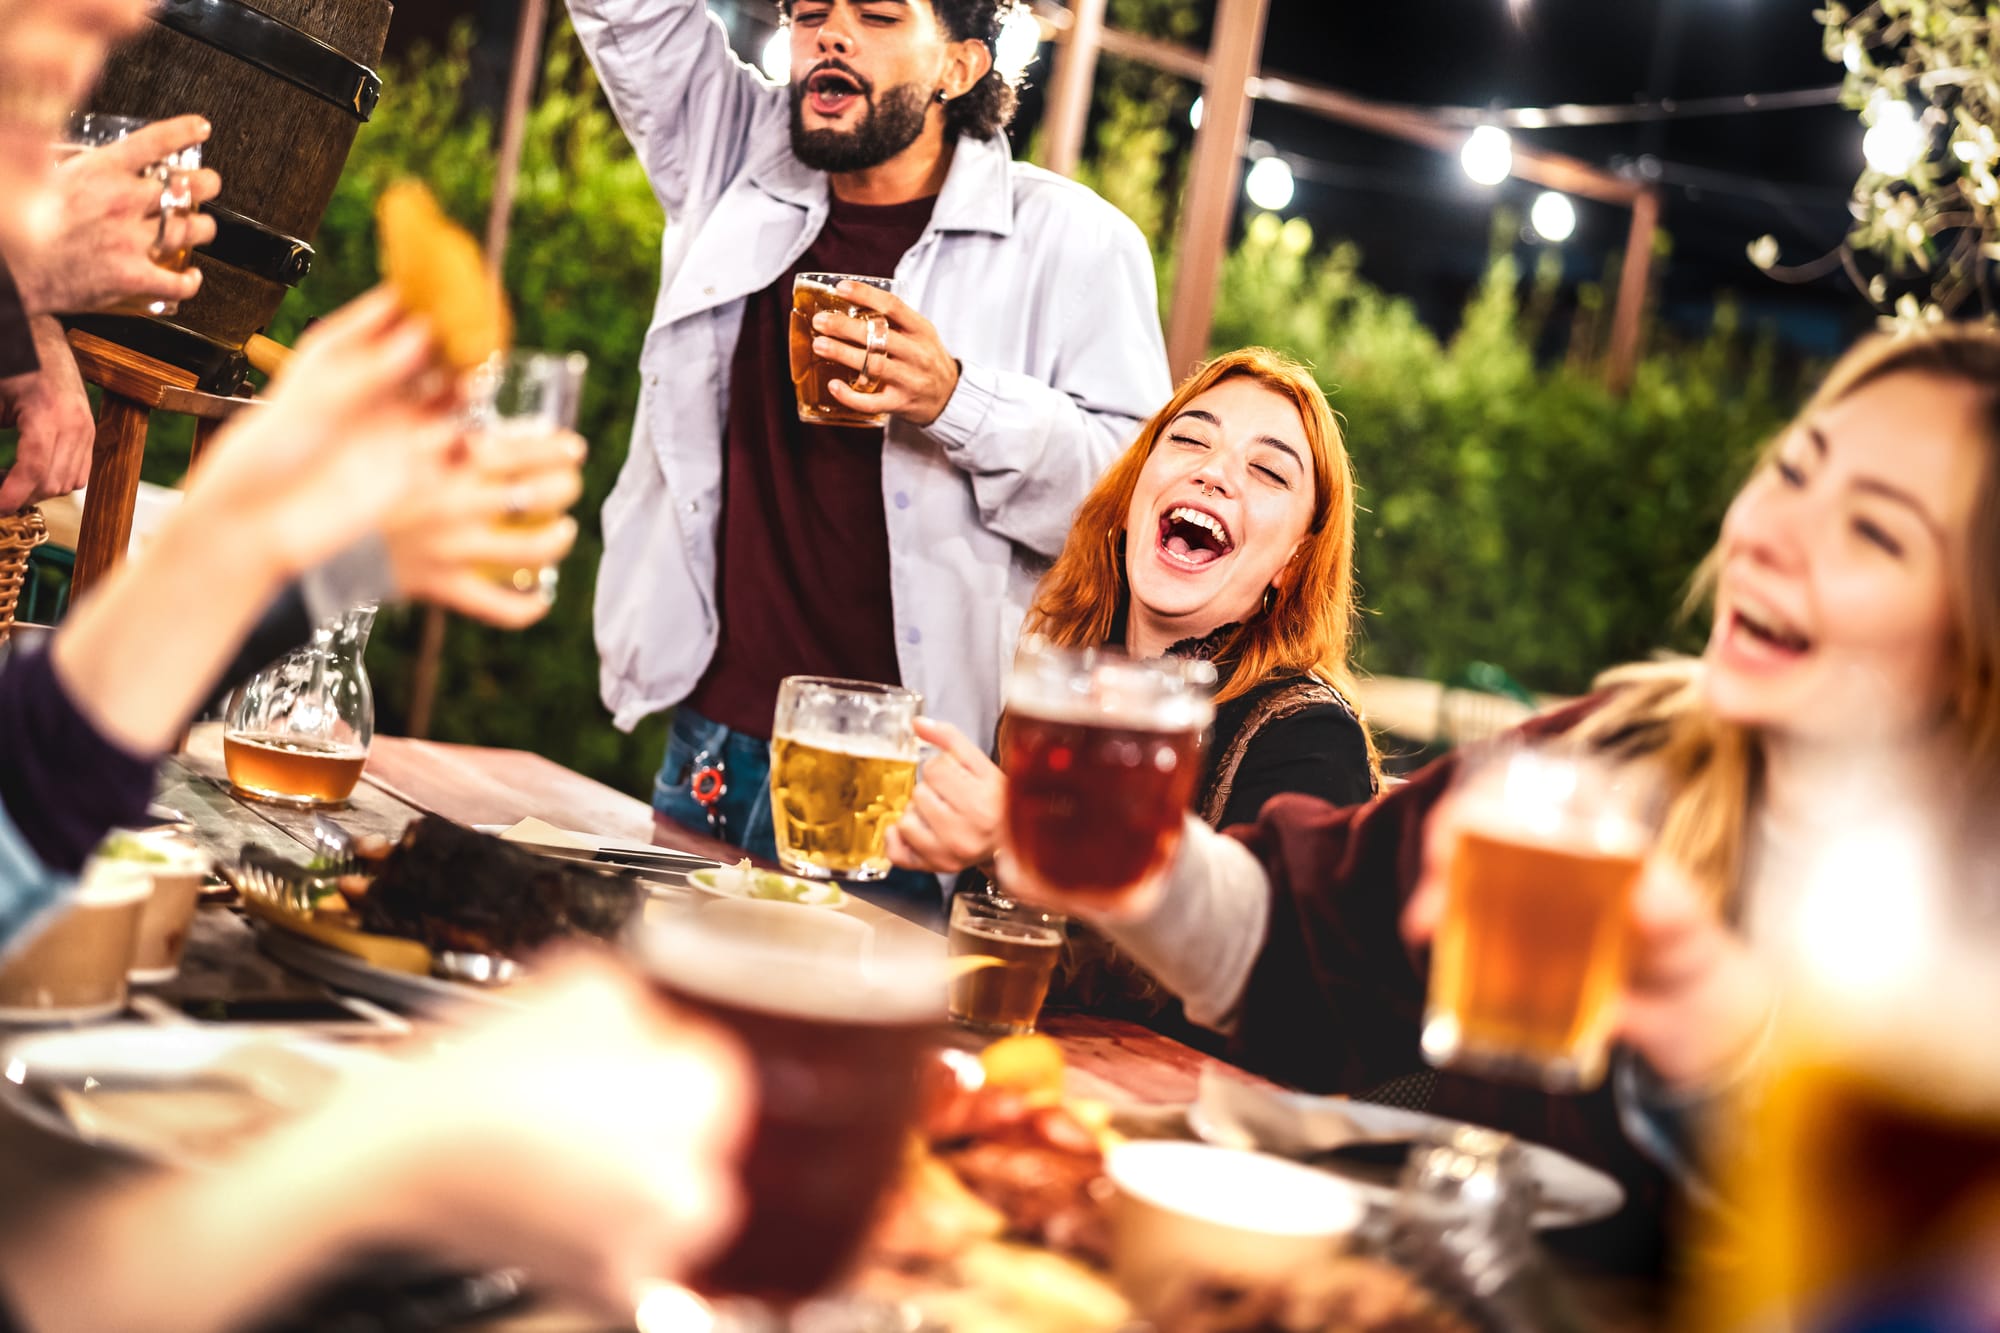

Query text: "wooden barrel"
[86, 0, 394, 363]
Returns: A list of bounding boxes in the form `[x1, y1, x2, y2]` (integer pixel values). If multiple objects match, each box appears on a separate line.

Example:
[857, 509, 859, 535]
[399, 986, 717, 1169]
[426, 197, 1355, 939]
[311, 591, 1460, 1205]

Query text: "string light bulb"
[993, 9, 1042, 79]
[1862, 93, 1925, 176]
[1245, 154, 1295, 212]
[1461, 125, 1513, 186]
[1530, 190, 1576, 242]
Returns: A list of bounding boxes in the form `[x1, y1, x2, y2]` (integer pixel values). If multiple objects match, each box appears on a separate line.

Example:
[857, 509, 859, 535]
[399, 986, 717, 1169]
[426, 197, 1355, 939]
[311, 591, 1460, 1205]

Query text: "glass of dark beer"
[1000, 639, 1217, 912]
[788, 272, 893, 427]
[628, 913, 945, 1306]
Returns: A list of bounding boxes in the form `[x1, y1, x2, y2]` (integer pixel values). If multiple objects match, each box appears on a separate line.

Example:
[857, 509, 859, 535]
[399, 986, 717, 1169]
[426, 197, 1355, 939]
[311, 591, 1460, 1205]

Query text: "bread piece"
[375, 179, 511, 371]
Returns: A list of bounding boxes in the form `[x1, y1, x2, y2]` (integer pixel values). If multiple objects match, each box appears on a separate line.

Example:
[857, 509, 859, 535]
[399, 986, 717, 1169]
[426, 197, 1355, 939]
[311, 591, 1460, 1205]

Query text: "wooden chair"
[65, 329, 257, 600]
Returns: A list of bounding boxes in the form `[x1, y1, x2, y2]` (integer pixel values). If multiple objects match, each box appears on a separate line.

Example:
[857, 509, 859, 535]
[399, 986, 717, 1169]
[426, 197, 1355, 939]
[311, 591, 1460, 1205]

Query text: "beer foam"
[773, 729, 919, 763]
[632, 916, 946, 1025]
[1006, 652, 1215, 731]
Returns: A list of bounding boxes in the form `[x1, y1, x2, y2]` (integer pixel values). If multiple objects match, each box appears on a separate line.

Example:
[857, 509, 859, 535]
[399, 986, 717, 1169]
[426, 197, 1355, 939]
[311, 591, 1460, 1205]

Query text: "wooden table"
[1, 726, 1665, 1331]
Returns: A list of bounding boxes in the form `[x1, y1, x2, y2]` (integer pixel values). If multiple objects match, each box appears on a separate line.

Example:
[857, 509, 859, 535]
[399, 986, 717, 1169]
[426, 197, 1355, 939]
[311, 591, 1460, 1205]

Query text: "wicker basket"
[0, 506, 47, 641]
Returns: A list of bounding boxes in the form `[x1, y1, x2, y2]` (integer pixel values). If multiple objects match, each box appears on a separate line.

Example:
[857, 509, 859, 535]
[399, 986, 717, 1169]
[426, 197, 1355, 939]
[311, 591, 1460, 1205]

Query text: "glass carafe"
[222, 605, 376, 808]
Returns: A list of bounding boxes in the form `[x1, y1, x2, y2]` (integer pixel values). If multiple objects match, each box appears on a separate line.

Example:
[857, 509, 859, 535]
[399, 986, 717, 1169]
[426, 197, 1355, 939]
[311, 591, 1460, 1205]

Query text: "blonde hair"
[1025, 348, 1379, 776]
[1575, 324, 2000, 908]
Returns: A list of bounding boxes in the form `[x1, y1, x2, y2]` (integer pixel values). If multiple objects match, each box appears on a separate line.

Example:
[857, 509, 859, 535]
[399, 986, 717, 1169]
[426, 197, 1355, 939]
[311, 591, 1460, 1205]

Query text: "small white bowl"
[1105, 1140, 1366, 1316]
[685, 865, 847, 909]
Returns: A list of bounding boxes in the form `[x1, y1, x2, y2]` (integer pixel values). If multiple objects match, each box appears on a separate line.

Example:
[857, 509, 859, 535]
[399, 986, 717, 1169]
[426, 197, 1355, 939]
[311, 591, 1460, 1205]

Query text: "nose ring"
[1199, 481, 1215, 497]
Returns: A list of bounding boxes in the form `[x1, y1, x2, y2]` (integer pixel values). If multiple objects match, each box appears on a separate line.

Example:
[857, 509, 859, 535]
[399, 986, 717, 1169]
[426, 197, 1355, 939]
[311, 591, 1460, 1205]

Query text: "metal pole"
[1040, 0, 1106, 177]
[408, 0, 550, 740]
[1163, 0, 1270, 378]
[1605, 187, 1660, 395]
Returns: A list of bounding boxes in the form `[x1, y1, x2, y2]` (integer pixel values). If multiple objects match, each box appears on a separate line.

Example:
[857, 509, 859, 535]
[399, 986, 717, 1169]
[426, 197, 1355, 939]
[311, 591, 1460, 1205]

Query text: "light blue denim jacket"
[0, 798, 75, 958]
[568, 0, 1172, 750]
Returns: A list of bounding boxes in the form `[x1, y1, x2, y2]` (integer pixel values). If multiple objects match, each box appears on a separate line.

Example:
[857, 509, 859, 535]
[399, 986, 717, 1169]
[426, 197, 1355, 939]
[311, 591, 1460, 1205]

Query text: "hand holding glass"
[61, 112, 203, 317]
[789, 272, 893, 427]
[466, 350, 588, 607]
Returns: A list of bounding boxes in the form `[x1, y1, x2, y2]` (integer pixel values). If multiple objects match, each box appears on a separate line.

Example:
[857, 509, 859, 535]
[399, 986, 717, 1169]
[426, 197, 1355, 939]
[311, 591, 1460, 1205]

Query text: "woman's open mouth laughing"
[1157, 503, 1234, 572]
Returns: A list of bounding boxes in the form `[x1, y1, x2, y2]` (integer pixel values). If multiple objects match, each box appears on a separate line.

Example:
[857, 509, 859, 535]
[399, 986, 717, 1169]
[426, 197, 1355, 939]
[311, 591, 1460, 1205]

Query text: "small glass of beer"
[947, 891, 1066, 1034]
[1421, 744, 1655, 1092]
[61, 113, 204, 317]
[789, 272, 893, 427]
[768, 676, 922, 881]
[629, 912, 946, 1305]
[466, 349, 589, 607]
[1000, 640, 1218, 912]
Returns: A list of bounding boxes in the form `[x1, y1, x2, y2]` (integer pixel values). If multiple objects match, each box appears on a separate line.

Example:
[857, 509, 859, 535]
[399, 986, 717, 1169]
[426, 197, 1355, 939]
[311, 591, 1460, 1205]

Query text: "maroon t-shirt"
[685, 193, 937, 738]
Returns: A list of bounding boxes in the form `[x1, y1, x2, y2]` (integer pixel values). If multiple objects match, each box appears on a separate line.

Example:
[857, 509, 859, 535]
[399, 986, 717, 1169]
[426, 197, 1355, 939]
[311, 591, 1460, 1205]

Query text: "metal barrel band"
[197, 205, 315, 288]
[153, 0, 383, 121]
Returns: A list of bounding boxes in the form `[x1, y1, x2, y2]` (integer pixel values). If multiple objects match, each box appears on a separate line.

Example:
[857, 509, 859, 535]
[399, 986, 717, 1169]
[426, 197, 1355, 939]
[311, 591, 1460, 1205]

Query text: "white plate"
[685, 866, 848, 909]
[1186, 1080, 1624, 1229]
[0, 1024, 379, 1166]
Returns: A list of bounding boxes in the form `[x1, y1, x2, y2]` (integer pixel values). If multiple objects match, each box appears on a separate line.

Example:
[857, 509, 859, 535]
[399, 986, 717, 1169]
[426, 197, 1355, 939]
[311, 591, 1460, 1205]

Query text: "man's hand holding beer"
[14, 114, 219, 318]
[810, 279, 962, 427]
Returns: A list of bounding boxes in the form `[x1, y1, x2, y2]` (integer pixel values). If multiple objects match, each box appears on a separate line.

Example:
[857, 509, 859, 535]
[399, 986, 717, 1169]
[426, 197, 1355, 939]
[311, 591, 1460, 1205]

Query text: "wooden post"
[70, 398, 148, 599]
[1605, 186, 1660, 395]
[409, 0, 550, 740]
[1040, 0, 1106, 178]
[1163, 0, 1270, 378]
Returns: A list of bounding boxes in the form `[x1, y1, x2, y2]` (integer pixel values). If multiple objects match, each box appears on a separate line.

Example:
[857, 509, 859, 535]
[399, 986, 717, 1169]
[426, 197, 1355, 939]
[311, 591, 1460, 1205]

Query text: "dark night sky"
[391, 0, 1873, 353]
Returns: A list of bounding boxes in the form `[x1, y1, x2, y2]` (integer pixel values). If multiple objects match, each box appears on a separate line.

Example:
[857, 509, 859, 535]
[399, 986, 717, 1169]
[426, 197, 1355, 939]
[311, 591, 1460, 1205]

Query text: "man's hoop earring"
[936, 89, 949, 103]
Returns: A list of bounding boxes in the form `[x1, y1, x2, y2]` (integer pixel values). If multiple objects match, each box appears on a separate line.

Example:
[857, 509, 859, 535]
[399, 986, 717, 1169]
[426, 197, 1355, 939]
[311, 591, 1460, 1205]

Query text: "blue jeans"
[652, 707, 943, 904]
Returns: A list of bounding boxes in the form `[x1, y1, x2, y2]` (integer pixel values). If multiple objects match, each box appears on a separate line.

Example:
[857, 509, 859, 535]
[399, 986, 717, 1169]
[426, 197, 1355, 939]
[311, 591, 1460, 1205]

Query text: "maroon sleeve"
[1217, 695, 1677, 1272]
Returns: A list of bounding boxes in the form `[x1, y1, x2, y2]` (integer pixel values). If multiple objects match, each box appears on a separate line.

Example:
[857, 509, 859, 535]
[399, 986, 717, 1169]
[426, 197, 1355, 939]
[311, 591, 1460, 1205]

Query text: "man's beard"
[789, 79, 933, 173]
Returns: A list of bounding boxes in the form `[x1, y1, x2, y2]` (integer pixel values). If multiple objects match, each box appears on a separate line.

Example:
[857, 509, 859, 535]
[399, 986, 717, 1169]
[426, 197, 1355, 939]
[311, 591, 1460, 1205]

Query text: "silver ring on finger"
[855, 319, 890, 392]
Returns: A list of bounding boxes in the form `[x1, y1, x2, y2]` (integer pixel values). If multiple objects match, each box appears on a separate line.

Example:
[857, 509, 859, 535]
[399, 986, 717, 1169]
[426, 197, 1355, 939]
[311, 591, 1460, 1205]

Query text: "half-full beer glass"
[788, 272, 892, 427]
[1000, 640, 1217, 911]
[1421, 745, 1655, 1092]
[466, 349, 588, 606]
[768, 677, 921, 881]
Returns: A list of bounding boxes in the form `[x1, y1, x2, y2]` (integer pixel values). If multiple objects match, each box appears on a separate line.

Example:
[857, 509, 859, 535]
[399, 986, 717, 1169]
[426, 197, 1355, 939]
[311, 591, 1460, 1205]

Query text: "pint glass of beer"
[948, 891, 1066, 1034]
[1000, 640, 1217, 911]
[768, 676, 921, 881]
[1421, 745, 1654, 1091]
[629, 911, 946, 1304]
[789, 272, 893, 427]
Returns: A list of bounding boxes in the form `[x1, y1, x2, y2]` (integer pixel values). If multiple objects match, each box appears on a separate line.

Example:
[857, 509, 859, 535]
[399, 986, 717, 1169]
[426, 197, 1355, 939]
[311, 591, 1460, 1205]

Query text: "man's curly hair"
[776, 0, 1024, 141]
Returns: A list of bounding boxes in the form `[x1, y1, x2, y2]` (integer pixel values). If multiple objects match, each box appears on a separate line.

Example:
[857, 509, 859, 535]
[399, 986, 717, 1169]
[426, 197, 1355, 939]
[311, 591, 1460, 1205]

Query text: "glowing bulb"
[1461, 124, 1513, 186]
[1245, 155, 1295, 211]
[1843, 38, 1863, 73]
[1530, 190, 1576, 242]
[1190, 96, 1204, 130]
[1863, 93, 1925, 176]
[994, 8, 1042, 79]
[759, 26, 791, 83]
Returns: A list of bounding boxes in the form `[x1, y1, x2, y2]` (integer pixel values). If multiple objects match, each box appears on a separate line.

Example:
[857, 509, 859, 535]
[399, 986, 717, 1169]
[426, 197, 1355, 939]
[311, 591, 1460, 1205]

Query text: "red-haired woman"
[889, 349, 1379, 997]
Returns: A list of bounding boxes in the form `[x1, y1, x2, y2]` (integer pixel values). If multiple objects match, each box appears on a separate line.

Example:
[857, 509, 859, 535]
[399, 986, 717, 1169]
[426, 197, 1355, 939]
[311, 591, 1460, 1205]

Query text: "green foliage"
[1212, 211, 1800, 696]
[265, 25, 667, 792]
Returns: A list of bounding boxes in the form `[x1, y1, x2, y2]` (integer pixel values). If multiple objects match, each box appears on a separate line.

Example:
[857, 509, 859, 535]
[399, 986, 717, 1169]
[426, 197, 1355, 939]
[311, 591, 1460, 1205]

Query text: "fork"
[309, 815, 360, 877]
[233, 844, 335, 915]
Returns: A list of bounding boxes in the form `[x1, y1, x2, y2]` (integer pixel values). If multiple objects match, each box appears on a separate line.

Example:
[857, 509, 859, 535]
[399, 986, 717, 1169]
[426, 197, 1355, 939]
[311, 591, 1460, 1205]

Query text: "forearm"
[3, 1136, 393, 1333]
[1095, 816, 1272, 1031]
[49, 492, 290, 756]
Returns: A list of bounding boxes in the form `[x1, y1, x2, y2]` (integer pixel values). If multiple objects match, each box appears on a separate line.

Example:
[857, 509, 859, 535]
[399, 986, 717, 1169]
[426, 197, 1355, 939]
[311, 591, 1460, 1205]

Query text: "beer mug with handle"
[768, 676, 922, 881]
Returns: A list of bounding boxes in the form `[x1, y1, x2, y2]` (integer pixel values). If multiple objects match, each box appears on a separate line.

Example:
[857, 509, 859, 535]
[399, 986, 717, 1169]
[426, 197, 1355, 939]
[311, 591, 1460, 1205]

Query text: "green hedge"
[117, 24, 1802, 796]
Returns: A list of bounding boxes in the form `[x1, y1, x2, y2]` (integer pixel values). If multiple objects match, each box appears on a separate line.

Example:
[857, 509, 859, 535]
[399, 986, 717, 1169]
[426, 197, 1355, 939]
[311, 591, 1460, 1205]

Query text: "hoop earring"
[936, 89, 949, 104]
[1262, 585, 1278, 615]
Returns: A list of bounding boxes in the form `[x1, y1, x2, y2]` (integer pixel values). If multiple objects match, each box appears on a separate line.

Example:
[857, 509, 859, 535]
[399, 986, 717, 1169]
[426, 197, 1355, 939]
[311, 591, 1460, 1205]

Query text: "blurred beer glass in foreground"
[1422, 745, 1654, 1092]
[629, 912, 945, 1305]
[1705, 818, 2000, 1333]
[768, 676, 921, 881]
[1000, 640, 1217, 911]
[948, 891, 1066, 1035]
[466, 349, 588, 606]
[61, 112, 202, 316]
[788, 272, 892, 427]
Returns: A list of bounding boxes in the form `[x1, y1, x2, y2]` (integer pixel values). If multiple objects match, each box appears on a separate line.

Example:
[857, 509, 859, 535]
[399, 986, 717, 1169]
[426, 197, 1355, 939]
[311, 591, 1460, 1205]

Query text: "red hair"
[1025, 348, 1370, 748]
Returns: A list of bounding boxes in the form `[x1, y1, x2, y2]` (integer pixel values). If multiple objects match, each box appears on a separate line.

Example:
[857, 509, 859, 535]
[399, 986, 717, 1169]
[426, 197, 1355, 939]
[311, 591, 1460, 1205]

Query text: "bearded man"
[570, 0, 1170, 885]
